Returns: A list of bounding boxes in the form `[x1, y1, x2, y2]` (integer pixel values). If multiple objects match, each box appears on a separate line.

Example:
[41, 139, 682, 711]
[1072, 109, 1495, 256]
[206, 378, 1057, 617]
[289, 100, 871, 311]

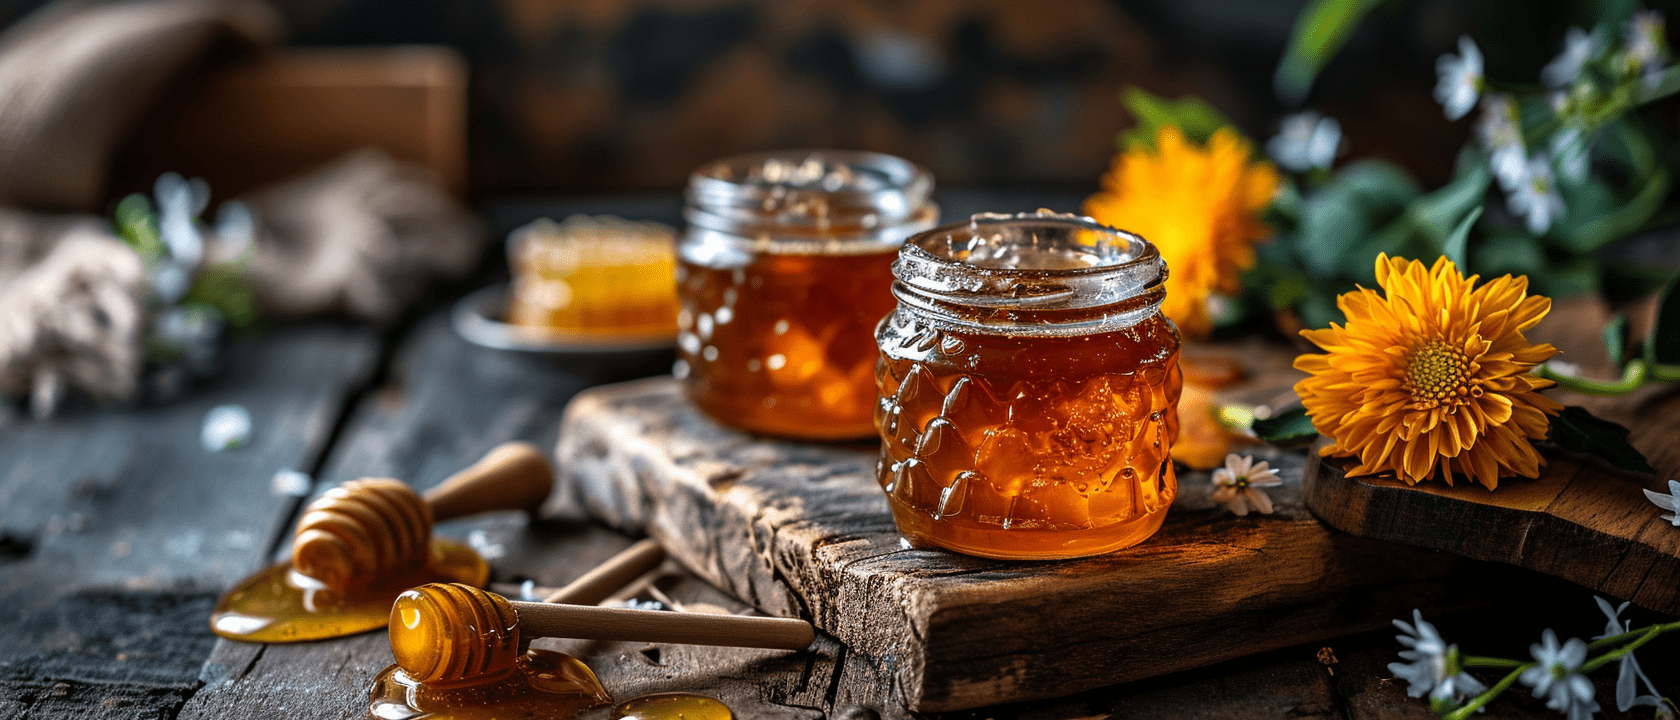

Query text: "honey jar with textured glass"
[875, 211, 1182, 559]
[677, 150, 937, 440]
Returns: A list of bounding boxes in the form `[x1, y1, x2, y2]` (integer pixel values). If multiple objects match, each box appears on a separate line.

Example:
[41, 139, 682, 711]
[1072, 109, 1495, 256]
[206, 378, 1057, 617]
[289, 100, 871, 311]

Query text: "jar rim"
[888, 211, 1168, 336]
[684, 149, 933, 235]
[898, 211, 1160, 278]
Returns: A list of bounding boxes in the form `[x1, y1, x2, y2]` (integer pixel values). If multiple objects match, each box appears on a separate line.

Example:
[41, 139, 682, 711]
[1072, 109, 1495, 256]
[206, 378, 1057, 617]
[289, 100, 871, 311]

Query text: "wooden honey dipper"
[291, 442, 553, 590]
[212, 442, 558, 643]
[389, 581, 815, 686]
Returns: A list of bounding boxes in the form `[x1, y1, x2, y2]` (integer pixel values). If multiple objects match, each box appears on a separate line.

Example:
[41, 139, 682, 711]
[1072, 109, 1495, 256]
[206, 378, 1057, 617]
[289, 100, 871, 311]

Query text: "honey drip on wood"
[876, 314, 1182, 559]
[613, 693, 733, 720]
[677, 250, 897, 440]
[211, 540, 486, 642]
[211, 481, 488, 643]
[366, 650, 611, 720]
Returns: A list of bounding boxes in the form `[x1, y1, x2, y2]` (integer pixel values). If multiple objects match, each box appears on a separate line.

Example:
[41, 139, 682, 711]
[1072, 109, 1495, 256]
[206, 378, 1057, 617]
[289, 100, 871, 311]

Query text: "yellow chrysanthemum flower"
[1293, 254, 1563, 490]
[1084, 126, 1279, 338]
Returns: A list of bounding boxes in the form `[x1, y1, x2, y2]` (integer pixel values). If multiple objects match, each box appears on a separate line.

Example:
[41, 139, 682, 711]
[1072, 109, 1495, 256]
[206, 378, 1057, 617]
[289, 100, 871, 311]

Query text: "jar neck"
[682, 150, 936, 259]
[890, 211, 1168, 337]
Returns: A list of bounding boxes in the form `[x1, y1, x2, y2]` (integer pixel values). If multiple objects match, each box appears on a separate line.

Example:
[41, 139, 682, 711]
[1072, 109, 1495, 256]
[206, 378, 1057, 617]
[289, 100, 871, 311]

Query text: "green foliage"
[1273, 0, 1390, 104]
[1253, 406, 1320, 446]
[115, 194, 164, 261]
[1645, 271, 1680, 365]
[1118, 86, 1237, 150]
[1249, 2, 1680, 332]
[188, 264, 259, 329]
[1547, 406, 1655, 474]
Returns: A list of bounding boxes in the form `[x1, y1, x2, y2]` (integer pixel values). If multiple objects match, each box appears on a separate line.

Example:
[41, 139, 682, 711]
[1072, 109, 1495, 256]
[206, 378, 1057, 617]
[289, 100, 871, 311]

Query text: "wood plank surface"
[0, 326, 381, 718]
[175, 310, 671, 720]
[1303, 293, 1680, 616]
[553, 376, 1542, 714]
[1303, 422, 1680, 615]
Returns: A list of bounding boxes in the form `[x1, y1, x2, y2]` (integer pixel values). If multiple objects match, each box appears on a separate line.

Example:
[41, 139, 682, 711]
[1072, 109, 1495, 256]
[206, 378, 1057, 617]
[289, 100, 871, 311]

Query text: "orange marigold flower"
[1293, 254, 1563, 490]
[1084, 126, 1279, 338]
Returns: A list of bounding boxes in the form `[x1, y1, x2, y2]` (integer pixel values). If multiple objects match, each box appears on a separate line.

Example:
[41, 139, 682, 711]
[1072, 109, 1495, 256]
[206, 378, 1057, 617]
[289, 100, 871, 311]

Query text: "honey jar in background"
[875, 211, 1182, 559]
[676, 150, 938, 440]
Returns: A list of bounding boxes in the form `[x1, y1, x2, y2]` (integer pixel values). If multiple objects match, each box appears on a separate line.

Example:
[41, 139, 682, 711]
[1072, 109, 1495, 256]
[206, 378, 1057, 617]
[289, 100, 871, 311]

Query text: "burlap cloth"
[0, 0, 483, 416]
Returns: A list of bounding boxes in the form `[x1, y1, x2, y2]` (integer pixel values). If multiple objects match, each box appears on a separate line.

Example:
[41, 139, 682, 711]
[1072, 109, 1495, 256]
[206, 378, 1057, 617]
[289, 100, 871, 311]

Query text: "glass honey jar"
[875, 211, 1182, 559]
[676, 150, 937, 440]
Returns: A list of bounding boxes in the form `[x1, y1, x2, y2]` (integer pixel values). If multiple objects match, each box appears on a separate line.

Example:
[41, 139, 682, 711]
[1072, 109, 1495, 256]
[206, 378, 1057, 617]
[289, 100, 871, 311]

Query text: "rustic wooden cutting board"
[554, 376, 1545, 714]
[1304, 447, 1680, 615]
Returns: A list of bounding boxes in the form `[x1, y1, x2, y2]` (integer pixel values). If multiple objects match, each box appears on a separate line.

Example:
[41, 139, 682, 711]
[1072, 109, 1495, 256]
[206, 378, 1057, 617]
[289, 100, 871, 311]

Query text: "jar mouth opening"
[901, 212, 1158, 277]
[889, 212, 1167, 335]
[685, 149, 933, 234]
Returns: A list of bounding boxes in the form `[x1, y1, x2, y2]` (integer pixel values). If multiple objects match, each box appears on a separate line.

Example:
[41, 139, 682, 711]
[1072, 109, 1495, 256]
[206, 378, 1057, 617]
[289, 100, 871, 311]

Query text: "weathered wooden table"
[0, 194, 1674, 719]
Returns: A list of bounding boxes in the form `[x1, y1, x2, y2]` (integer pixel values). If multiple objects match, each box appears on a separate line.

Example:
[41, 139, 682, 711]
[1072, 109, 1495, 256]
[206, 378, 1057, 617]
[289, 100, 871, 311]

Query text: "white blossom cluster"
[1389, 600, 1673, 720]
[1437, 12, 1672, 236]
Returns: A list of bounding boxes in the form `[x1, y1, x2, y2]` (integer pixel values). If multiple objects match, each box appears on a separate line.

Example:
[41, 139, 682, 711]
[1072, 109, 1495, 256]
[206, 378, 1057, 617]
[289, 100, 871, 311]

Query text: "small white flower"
[1266, 111, 1342, 172]
[1436, 36, 1485, 121]
[1476, 94, 1527, 190]
[154, 172, 208, 268]
[1644, 479, 1680, 525]
[1389, 610, 1487, 706]
[1505, 154, 1566, 234]
[467, 529, 505, 560]
[1211, 453, 1283, 516]
[1520, 629, 1599, 720]
[1543, 360, 1584, 378]
[1543, 27, 1601, 89]
[201, 404, 252, 451]
[271, 468, 312, 497]
[1594, 596, 1663, 712]
[1549, 128, 1591, 183]
[212, 200, 257, 260]
[1624, 10, 1668, 86]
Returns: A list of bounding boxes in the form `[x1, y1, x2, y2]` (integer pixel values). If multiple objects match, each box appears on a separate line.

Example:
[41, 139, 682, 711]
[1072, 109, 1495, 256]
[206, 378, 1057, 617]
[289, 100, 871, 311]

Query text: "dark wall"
[6, 0, 1634, 195]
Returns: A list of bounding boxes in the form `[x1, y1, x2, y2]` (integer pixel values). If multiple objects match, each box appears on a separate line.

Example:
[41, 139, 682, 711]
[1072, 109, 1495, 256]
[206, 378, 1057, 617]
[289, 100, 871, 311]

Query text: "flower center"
[1405, 341, 1473, 406]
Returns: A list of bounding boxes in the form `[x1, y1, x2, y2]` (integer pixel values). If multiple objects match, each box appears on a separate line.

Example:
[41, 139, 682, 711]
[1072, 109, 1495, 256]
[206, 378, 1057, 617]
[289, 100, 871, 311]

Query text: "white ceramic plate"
[452, 284, 677, 354]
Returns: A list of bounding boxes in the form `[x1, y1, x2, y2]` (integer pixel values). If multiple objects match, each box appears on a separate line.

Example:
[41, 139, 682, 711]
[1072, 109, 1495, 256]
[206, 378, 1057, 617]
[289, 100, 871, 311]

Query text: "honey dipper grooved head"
[390, 583, 521, 685]
[291, 478, 433, 590]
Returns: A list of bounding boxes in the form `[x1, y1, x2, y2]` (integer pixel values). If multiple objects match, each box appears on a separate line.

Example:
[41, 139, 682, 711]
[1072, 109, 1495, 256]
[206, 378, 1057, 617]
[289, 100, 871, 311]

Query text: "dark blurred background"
[3, 0, 1663, 201]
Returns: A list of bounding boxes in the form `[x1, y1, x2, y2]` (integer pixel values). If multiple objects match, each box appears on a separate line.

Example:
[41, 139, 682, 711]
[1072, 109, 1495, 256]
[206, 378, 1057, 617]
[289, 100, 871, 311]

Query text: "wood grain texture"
[0, 326, 380, 718]
[554, 376, 1527, 714]
[1304, 450, 1680, 615]
[175, 311, 668, 720]
[1303, 293, 1680, 616]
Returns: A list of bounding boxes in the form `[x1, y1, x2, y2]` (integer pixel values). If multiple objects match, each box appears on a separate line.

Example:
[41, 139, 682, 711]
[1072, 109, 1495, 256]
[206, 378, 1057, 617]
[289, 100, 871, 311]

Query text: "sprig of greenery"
[1439, 620, 1680, 720]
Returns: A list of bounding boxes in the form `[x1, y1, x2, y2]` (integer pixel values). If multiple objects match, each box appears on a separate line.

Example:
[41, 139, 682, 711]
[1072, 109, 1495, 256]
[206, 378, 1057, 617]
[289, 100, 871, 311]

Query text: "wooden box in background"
[114, 45, 466, 201]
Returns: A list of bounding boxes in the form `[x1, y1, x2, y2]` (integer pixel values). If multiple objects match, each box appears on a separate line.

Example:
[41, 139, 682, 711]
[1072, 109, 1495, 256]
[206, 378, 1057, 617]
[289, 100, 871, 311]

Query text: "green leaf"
[114, 193, 164, 261]
[1119, 86, 1237, 149]
[1473, 231, 1546, 277]
[1636, 65, 1680, 103]
[1603, 313, 1628, 365]
[1533, 255, 1601, 298]
[1442, 206, 1483, 269]
[1273, 0, 1389, 104]
[1548, 406, 1655, 474]
[1298, 160, 1419, 277]
[1644, 271, 1680, 365]
[1562, 169, 1669, 252]
[1253, 405, 1320, 446]
[1409, 164, 1491, 249]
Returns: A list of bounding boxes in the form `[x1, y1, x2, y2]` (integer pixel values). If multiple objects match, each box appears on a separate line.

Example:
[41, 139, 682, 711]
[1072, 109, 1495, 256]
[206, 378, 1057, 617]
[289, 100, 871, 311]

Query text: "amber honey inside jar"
[677, 151, 937, 440]
[876, 211, 1182, 559]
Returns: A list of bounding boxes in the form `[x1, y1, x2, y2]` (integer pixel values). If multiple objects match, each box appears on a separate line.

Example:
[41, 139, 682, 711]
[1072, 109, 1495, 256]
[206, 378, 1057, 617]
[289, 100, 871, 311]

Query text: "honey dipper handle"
[510, 601, 815, 651]
[543, 538, 665, 605]
[423, 442, 554, 522]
